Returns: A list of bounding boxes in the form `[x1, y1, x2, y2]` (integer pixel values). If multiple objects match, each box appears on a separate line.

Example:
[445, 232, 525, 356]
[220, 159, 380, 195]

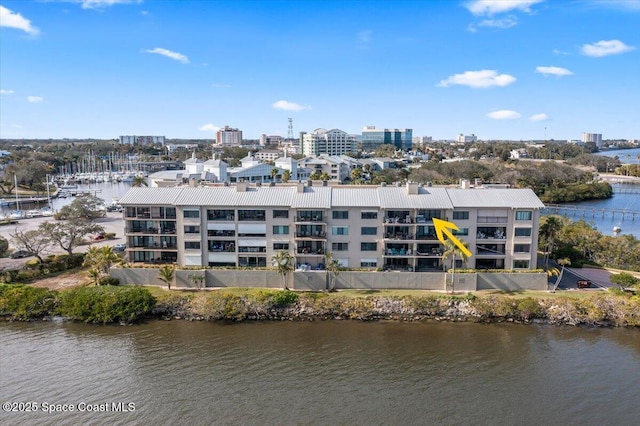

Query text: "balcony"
[476, 244, 506, 256]
[476, 227, 507, 240]
[297, 241, 325, 256]
[295, 225, 326, 239]
[295, 211, 324, 223]
[384, 244, 413, 256]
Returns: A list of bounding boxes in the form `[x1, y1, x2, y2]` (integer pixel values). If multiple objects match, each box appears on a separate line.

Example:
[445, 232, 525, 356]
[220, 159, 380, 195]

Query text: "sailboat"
[10, 174, 23, 220]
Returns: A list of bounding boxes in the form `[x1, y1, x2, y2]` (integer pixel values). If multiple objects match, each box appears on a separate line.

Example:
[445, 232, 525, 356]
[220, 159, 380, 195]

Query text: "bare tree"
[10, 227, 52, 263]
[39, 220, 104, 255]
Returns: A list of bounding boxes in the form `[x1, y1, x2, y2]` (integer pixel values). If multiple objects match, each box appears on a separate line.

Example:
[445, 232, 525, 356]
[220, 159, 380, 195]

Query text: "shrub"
[0, 284, 59, 320]
[516, 297, 543, 320]
[104, 232, 116, 240]
[98, 276, 120, 286]
[58, 286, 156, 324]
[269, 290, 299, 307]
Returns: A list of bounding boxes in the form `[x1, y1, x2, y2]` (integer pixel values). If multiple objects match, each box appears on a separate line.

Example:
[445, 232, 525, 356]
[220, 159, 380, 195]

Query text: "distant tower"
[287, 118, 294, 143]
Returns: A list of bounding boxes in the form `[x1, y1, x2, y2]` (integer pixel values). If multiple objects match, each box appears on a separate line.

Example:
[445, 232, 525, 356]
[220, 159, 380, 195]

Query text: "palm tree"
[282, 170, 291, 183]
[272, 250, 293, 290]
[441, 239, 470, 294]
[545, 266, 560, 291]
[270, 168, 279, 182]
[158, 264, 175, 290]
[324, 251, 342, 292]
[539, 215, 563, 268]
[131, 175, 148, 187]
[319, 172, 330, 181]
[551, 257, 571, 292]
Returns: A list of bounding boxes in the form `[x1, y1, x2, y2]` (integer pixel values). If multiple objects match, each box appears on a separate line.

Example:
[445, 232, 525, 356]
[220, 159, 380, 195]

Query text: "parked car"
[113, 243, 126, 253]
[92, 233, 105, 241]
[577, 280, 592, 289]
[10, 250, 34, 259]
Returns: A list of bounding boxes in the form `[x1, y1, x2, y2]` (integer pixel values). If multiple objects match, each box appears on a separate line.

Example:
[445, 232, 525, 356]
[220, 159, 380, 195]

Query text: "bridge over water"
[543, 204, 640, 222]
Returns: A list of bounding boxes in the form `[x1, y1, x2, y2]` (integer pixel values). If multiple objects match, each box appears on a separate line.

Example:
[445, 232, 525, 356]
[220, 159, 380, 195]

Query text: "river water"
[1, 321, 638, 425]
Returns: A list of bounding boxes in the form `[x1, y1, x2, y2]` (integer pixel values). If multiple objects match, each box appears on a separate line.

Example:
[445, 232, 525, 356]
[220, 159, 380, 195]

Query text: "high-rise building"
[119, 135, 166, 145]
[300, 128, 357, 156]
[361, 126, 413, 152]
[581, 132, 603, 147]
[457, 133, 477, 143]
[217, 125, 243, 146]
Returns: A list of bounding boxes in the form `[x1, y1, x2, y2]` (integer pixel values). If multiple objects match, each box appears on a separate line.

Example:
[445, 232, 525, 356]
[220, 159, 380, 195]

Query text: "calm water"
[1, 321, 639, 425]
[595, 147, 640, 165]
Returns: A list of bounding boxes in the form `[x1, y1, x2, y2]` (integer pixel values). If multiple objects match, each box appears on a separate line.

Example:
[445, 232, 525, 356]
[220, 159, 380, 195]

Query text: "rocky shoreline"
[151, 292, 640, 328]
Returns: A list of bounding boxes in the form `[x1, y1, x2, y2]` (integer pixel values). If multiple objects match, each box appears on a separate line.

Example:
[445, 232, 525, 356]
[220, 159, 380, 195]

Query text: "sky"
[1, 0, 639, 141]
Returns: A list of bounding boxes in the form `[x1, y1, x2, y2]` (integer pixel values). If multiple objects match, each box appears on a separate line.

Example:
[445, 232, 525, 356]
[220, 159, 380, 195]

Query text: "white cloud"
[272, 100, 311, 111]
[78, 0, 142, 9]
[529, 113, 549, 121]
[552, 48, 570, 55]
[198, 124, 220, 133]
[437, 70, 516, 88]
[465, 0, 544, 16]
[144, 48, 189, 64]
[486, 110, 521, 120]
[0, 5, 40, 35]
[27, 96, 44, 103]
[1, 89, 15, 95]
[581, 39, 636, 57]
[535, 66, 573, 76]
[477, 17, 518, 28]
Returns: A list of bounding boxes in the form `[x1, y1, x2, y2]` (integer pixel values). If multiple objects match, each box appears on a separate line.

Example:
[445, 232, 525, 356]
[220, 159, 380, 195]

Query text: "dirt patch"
[30, 270, 89, 290]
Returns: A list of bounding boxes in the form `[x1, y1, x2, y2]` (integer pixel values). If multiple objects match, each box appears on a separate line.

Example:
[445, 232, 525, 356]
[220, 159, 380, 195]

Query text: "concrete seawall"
[110, 268, 547, 291]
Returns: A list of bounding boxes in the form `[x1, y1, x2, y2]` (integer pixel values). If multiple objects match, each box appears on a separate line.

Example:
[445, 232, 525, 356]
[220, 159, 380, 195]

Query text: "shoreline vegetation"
[1, 284, 638, 328]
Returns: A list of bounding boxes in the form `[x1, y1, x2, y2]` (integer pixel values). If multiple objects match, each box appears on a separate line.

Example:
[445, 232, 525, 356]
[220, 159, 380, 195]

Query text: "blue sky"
[1, 0, 638, 141]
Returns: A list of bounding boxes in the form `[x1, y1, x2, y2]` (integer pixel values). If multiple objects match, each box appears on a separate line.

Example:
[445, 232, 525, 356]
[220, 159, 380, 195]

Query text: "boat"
[10, 210, 23, 220]
[26, 209, 43, 218]
[41, 207, 54, 217]
[613, 226, 622, 233]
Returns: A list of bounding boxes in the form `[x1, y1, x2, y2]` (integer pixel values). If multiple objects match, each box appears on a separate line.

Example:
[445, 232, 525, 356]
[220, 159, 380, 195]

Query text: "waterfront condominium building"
[581, 132, 603, 147]
[217, 125, 243, 146]
[361, 126, 413, 152]
[300, 128, 357, 156]
[118, 182, 544, 271]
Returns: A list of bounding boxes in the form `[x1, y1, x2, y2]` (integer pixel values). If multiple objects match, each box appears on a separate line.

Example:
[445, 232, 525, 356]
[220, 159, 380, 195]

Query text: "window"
[332, 242, 349, 251]
[452, 228, 468, 236]
[513, 260, 530, 269]
[332, 226, 348, 235]
[361, 211, 378, 219]
[453, 211, 469, 220]
[333, 211, 349, 219]
[514, 244, 531, 253]
[238, 210, 265, 221]
[208, 209, 234, 221]
[361, 242, 377, 251]
[273, 225, 289, 235]
[515, 211, 532, 221]
[361, 227, 377, 235]
[183, 210, 200, 218]
[184, 241, 201, 250]
[273, 243, 289, 250]
[184, 225, 200, 234]
[273, 210, 289, 219]
[515, 227, 532, 237]
[361, 261, 377, 267]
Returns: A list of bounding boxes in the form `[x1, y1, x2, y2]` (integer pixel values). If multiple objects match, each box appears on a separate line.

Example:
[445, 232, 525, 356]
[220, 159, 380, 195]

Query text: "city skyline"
[1, 0, 638, 141]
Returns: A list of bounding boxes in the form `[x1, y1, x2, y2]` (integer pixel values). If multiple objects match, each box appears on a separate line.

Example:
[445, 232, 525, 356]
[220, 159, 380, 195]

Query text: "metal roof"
[331, 187, 380, 207]
[119, 185, 545, 210]
[446, 188, 545, 208]
[118, 187, 184, 205]
[174, 186, 295, 207]
[378, 187, 453, 209]
[290, 187, 332, 209]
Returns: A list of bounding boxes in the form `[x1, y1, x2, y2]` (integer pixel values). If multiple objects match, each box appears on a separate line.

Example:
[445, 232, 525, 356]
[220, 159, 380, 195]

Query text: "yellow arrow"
[432, 218, 472, 258]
